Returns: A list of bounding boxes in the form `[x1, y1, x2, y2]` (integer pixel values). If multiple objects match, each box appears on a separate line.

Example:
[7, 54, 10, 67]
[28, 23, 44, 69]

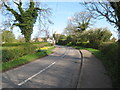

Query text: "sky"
[1, 2, 118, 40]
[40, 2, 118, 39]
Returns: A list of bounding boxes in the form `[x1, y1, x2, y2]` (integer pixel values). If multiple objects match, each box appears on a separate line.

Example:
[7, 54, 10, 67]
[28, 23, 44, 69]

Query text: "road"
[2, 46, 81, 88]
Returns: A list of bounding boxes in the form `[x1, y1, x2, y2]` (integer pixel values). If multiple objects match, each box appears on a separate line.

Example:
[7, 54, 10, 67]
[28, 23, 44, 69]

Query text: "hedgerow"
[2, 42, 51, 62]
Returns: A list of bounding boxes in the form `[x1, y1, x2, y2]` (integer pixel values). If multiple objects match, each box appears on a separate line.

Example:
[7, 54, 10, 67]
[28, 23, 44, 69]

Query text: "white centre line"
[18, 62, 56, 86]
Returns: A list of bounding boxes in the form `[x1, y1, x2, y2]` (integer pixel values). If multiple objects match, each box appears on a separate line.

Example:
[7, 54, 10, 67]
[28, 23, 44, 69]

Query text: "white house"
[47, 37, 55, 44]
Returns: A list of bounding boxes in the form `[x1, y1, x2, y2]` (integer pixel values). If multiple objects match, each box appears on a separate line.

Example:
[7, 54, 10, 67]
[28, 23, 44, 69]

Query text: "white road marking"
[18, 62, 56, 86]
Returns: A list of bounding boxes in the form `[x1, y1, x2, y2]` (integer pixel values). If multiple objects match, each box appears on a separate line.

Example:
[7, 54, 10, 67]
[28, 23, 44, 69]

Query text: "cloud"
[67, 16, 74, 21]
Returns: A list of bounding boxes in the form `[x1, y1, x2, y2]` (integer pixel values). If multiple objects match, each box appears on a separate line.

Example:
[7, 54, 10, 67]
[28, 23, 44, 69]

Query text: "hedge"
[99, 42, 119, 88]
[2, 42, 51, 62]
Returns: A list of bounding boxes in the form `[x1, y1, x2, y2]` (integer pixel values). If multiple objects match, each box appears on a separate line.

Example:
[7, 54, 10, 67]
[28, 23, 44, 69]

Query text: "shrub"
[75, 42, 89, 47]
[2, 30, 16, 43]
[99, 42, 119, 88]
[2, 42, 48, 47]
[2, 42, 51, 62]
[57, 39, 67, 45]
[87, 28, 112, 49]
[57, 34, 67, 45]
[66, 42, 73, 46]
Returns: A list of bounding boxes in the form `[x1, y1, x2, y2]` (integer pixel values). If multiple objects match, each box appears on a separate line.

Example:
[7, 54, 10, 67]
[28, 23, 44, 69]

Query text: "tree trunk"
[24, 33, 31, 43]
[118, 27, 120, 43]
[3, 1, 49, 43]
[20, 26, 33, 43]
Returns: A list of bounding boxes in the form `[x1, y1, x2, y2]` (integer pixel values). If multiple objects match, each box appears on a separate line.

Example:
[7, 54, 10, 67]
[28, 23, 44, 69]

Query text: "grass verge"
[73, 46, 105, 63]
[1, 46, 55, 72]
[73, 46, 107, 60]
[73, 45, 119, 88]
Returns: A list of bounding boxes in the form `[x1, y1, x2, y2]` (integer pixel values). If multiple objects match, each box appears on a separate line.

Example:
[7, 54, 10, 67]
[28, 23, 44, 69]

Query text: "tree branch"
[29, 0, 34, 9]
[34, 8, 43, 11]
[91, 3, 116, 24]
[13, 0, 24, 14]
[3, 2, 21, 21]
[110, 2, 120, 20]
[13, 23, 27, 26]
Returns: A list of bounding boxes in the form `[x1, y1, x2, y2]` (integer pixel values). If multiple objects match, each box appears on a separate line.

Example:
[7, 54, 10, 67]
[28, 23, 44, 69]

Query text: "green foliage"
[66, 35, 73, 43]
[75, 42, 89, 47]
[100, 42, 118, 63]
[18, 6, 38, 42]
[98, 42, 119, 88]
[65, 35, 76, 46]
[59, 28, 112, 48]
[111, 37, 117, 42]
[53, 33, 61, 43]
[17, 36, 25, 42]
[71, 12, 92, 32]
[77, 31, 88, 42]
[64, 12, 92, 43]
[2, 42, 50, 62]
[2, 30, 16, 43]
[57, 39, 67, 45]
[74, 43, 119, 88]
[59, 35, 67, 40]
[87, 28, 112, 49]
[57, 35, 67, 45]
[2, 42, 48, 46]
[3, 1, 50, 42]
[1, 47, 54, 71]
[81, 2, 120, 41]
[66, 42, 73, 46]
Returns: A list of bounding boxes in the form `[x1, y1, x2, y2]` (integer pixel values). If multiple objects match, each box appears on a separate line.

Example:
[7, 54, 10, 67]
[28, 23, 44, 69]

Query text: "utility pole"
[52, 29, 55, 45]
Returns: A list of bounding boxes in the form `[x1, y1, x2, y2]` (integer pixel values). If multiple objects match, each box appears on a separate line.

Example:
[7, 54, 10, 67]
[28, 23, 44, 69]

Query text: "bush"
[66, 42, 73, 46]
[87, 28, 112, 49]
[2, 42, 48, 47]
[2, 42, 51, 62]
[99, 42, 119, 88]
[57, 39, 67, 45]
[75, 42, 89, 47]
[100, 42, 115, 52]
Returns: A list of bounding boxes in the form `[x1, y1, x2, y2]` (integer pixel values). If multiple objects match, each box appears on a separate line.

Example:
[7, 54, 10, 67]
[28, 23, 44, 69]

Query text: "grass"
[2, 42, 48, 47]
[73, 46, 105, 63]
[1, 46, 55, 72]
[73, 46, 111, 68]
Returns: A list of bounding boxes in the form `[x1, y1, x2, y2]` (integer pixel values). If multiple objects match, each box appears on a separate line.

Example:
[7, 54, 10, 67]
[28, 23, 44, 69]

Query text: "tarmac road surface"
[2, 46, 81, 88]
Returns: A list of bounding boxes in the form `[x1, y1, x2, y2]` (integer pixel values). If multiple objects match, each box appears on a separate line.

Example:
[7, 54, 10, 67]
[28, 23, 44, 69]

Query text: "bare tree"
[65, 12, 92, 36]
[64, 12, 92, 43]
[64, 23, 76, 35]
[69, 12, 92, 32]
[81, 1, 120, 42]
